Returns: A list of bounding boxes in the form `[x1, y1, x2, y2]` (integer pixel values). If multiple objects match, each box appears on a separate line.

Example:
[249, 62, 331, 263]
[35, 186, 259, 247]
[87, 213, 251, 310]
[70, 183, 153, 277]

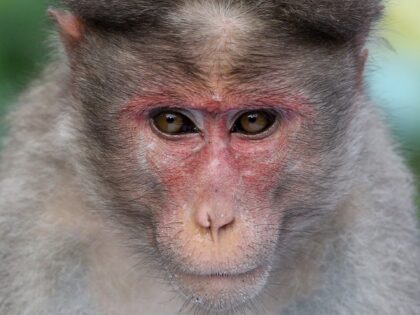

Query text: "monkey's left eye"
[152, 111, 199, 135]
[231, 110, 277, 136]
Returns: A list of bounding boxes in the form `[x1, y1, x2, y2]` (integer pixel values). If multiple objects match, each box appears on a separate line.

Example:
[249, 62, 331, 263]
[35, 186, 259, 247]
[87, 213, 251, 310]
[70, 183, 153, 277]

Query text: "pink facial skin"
[119, 90, 308, 302]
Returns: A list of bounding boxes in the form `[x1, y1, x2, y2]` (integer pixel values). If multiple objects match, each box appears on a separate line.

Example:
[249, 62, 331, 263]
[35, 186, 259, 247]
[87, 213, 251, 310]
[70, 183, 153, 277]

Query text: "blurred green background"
[0, 0, 419, 207]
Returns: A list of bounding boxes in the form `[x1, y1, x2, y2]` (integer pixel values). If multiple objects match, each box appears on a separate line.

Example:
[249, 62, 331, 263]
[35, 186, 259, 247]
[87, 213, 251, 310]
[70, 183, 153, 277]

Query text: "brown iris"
[152, 111, 199, 135]
[232, 111, 276, 135]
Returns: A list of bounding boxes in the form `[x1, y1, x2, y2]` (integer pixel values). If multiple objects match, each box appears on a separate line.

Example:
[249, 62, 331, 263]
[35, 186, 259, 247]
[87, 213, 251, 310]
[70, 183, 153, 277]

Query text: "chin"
[170, 264, 270, 313]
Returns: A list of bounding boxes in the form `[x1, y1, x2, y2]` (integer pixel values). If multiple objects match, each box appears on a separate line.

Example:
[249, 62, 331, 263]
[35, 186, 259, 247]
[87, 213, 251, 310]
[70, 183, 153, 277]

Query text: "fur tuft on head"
[61, 0, 383, 40]
[272, 0, 384, 40]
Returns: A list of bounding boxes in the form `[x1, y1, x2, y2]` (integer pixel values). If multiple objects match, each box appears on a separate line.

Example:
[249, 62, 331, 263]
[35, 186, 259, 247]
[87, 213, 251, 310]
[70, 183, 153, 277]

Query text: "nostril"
[219, 217, 235, 231]
[209, 214, 235, 243]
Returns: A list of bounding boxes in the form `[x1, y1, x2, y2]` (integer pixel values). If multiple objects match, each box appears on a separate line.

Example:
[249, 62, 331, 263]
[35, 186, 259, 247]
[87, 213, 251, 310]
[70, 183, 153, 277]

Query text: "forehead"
[78, 1, 352, 108]
[167, 1, 265, 98]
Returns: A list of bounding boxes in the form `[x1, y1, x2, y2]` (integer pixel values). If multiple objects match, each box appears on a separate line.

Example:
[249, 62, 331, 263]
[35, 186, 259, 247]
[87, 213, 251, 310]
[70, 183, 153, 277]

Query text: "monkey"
[0, 0, 419, 314]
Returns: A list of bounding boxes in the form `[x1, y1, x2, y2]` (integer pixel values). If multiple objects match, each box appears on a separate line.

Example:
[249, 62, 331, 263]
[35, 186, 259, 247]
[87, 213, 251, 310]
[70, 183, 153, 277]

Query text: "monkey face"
[67, 2, 361, 312]
[95, 95, 297, 311]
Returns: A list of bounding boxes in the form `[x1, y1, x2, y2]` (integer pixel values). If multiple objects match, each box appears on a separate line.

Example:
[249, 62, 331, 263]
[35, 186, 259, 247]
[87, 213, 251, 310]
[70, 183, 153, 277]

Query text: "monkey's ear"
[48, 9, 85, 49]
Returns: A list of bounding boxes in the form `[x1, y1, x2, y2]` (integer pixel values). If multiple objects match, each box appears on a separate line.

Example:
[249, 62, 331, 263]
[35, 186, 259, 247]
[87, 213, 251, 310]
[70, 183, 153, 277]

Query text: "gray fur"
[0, 1, 419, 314]
[62, 0, 382, 40]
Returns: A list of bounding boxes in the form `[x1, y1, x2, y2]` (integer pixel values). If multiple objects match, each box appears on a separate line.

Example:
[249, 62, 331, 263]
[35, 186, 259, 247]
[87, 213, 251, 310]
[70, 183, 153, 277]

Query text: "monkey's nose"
[195, 206, 235, 243]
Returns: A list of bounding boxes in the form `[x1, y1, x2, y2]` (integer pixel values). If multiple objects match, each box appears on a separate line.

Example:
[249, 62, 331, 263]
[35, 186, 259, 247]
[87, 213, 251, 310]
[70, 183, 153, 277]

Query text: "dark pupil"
[248, 114, 258, 123]
[166, 114, 176, 124]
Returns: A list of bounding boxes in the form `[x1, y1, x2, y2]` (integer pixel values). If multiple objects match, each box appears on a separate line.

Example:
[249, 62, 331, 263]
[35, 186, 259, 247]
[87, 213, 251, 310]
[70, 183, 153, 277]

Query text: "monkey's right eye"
[152, 111, 199, 135]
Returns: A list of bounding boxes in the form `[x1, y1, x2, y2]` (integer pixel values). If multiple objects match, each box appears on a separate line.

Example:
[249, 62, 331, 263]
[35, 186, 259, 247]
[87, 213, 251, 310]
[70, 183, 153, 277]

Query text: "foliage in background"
[0, 0, 419, 208]
[0, 0, 50, 109]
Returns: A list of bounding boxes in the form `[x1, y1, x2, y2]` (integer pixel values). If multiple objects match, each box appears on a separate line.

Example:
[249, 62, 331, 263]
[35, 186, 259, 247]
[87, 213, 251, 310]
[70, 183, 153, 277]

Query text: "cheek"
[237, 153, 286, 195]
[234, 144, 289, 198]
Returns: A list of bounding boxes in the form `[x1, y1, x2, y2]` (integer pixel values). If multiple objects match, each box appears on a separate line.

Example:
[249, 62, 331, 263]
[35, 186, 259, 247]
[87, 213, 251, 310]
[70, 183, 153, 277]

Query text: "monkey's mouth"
[172, 265, 269, 311]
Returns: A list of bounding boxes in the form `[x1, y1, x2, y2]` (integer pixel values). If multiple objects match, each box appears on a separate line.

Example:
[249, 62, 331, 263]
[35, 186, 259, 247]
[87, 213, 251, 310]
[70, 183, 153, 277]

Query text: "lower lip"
[175, 265, 267, 293]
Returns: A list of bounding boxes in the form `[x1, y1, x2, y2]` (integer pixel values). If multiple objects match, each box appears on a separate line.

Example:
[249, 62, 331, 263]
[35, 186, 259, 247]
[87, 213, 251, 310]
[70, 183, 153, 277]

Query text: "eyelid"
[148, 107, 204, 131]
[227, 108, 280, 130]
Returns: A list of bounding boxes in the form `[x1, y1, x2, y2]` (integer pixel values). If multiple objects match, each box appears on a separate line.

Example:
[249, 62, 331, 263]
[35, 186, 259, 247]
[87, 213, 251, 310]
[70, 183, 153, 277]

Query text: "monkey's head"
[52, 0, 382, 312]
